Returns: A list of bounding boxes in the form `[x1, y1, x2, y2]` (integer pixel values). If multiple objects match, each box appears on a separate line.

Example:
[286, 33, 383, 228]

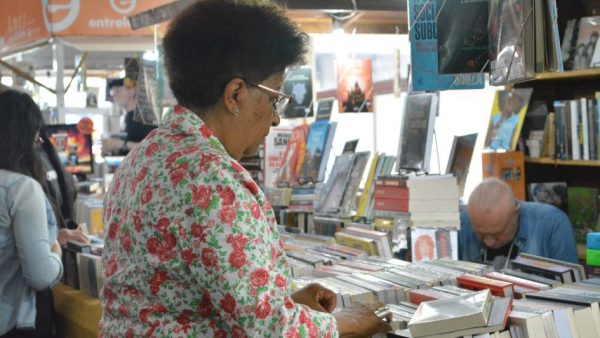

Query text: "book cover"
[317, 153, 356, 214]
[528, 182, 568, 214]
[481, 151, 526, 200]
[446, 133, 478, 198]
[437, 0, 489, 74]
[263, 127, 293, 188]
[408, 0, 485, 91]
[76, 253, 103, 298]
[411, 227, 458, 262]
[299, 120, 332, 184]
[339, 151, 370, 216]
[485, 89, 533, 151]
[336, 59, 373, 113]
[275, 124, 309, 187]
[574, 16, 600, 70]
[397, 93, 438, 172]
[283, 66, 313, 118]
[488, 0, 535, 84]
[315, 98, 335, 121]
[562, 18, 581, 71]
[567, 187, 599, 244]
[408, 289, 493, 337]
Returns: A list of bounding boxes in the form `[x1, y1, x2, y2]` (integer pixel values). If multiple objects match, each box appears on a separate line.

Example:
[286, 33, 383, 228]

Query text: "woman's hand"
[58, 226, 90, 246]
[51, 241, 62, 258]
[291, 283, 337, 313]
[334, 303, 392, 338]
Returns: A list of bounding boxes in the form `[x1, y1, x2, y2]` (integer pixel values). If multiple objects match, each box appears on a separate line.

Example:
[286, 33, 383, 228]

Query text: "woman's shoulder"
[0, 169, 42, 190]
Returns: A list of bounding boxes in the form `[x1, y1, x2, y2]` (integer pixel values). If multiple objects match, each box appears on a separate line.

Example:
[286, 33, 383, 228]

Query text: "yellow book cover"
[484, 88, 533, 151]
[334, 232, 379, 256]
[356, 152, 380, 216]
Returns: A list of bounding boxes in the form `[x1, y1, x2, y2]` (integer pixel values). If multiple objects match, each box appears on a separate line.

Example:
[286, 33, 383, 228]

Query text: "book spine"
[547, 112, 556, 159]
[569, 100, 580, 160]
[373, 197, 409, 212]
[581, 98, 590, 160]
[373, 186, 409, 199]
[588, 98, 597, 160]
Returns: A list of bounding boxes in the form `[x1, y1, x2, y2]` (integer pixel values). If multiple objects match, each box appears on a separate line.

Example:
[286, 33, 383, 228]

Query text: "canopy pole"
[53, 40, 65, 123]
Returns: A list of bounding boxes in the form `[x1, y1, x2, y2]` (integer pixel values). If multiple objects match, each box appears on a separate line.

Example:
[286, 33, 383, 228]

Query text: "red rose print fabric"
[100, 107, 337, 337]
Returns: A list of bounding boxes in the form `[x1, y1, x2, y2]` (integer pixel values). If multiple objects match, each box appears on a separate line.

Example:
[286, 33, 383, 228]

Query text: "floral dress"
[100, 106, 338, 337]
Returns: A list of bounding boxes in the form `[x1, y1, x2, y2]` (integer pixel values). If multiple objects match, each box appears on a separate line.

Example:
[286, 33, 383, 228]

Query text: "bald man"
[459, 178, 578, 266]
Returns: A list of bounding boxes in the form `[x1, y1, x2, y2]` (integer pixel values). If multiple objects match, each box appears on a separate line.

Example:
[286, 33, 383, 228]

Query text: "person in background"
[100, 1, 391, 337]
[459, 178, 579, 269]
[38, 128, 89, 246]
[101, 78, 157, 155]
[0, 89, 63, 338]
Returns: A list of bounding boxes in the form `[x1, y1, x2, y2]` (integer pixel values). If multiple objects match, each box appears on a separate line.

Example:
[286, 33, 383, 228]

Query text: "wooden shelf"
[525, 157, 600, 167]
[533, 69, 600, 81]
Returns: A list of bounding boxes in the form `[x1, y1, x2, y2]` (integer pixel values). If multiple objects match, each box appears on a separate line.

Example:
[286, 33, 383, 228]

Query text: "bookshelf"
[525, 157, 600, 167]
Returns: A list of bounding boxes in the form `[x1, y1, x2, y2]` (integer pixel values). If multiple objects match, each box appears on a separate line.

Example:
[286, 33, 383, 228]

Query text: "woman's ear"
[223, 78, 246, 116]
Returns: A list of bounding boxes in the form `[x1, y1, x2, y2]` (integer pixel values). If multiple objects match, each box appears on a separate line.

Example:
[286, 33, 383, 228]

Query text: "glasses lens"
[275, 96, 290, 116]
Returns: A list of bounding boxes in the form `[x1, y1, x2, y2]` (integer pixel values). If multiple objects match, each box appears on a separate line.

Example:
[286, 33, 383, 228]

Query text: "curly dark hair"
[162, 0, 306, 111]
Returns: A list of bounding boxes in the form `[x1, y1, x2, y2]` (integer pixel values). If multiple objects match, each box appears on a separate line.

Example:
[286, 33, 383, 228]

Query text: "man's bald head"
[467, 178, 520, 249]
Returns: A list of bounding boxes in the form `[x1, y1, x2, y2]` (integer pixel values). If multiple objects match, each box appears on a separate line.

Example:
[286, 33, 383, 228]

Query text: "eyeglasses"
[244, 80, 292, 117]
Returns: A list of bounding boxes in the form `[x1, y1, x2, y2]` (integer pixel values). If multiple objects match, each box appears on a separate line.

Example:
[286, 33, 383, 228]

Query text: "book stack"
[288, 187, 317, 213]
[511, 253, 585, 284]
[336, 226, 393, 259]
[372, 175, 409, 215]
[407, 175, 460, 229]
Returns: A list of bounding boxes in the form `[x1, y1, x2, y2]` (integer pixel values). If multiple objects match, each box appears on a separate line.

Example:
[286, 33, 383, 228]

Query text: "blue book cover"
[409, 0, 485, 91]
[300, 120, 332, 184]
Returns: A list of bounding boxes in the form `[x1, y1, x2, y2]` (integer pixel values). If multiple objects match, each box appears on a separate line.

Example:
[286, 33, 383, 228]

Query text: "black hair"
[39, 127, 77, 225]
[0, 89, 65, 227]
[0, 90, 46, 183]
[162, 0, 306, 111]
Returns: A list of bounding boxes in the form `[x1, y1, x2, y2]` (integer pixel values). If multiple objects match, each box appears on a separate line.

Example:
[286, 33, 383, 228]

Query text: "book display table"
[52, 283, 101, 338]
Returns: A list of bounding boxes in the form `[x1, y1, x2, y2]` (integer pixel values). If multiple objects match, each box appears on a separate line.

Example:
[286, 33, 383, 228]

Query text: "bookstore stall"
[3, 0, 600, 337]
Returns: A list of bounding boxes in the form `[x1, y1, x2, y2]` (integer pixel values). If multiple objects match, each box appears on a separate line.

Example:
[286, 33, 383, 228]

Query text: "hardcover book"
[437, 0, 489, 74]
[336, 59, 373, 113]
[283, 66, 313, 118]
[397, 93, 438, 172]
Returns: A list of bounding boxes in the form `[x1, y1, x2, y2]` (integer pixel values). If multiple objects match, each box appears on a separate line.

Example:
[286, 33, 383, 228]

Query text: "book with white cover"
[407, 289, 493, 337]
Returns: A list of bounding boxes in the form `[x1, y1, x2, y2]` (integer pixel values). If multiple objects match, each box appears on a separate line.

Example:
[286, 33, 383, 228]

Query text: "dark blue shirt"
[459, 201, 579, 264]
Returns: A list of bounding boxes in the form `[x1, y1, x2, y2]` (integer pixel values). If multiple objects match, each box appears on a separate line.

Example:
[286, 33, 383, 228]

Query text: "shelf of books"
[525, 157, 600, 167]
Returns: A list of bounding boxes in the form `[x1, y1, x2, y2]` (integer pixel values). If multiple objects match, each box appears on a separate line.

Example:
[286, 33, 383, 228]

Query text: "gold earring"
[232, 106, 240, 117]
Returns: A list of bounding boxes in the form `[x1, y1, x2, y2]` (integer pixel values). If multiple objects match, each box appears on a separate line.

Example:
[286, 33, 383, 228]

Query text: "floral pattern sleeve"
[100, 106, 337, 338]
[185, 157, 337, 337]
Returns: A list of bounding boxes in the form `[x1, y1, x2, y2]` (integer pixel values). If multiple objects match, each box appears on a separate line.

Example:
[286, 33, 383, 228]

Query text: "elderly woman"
[100, 1, 390, 337]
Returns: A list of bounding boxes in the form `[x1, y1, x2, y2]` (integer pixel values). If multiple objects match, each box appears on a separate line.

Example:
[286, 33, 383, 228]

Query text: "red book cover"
[373, 197, 409, 212]
[456, 274, 515, 298]
[373, 186, 409, 199]
[275, 124, 309, 187]
[337, 59, 374, 113]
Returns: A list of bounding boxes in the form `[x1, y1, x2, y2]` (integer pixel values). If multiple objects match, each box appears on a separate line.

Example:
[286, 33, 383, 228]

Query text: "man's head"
[467, 178, 520, 249]
[108, 78, 136, 111]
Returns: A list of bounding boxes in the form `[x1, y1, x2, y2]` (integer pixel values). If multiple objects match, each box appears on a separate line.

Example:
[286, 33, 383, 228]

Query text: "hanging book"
[397, 93, 438, 173]
[437, 0, 489, 74]
[484, 88, 533, 151]
[283, 66, 314, 118]
[488, 0, 535, 85]
[408, 0, 485, 91]
[336, 59, 373, 113]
